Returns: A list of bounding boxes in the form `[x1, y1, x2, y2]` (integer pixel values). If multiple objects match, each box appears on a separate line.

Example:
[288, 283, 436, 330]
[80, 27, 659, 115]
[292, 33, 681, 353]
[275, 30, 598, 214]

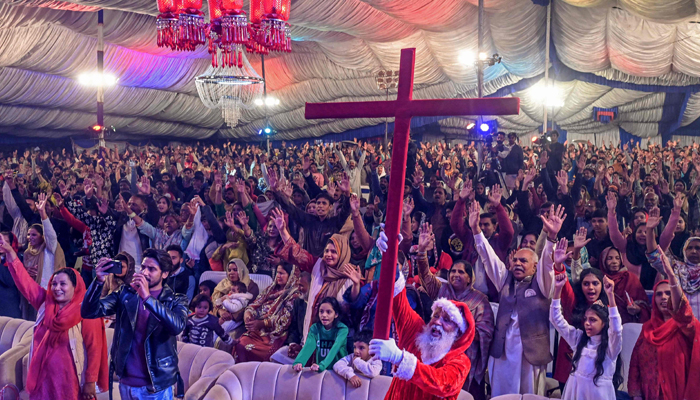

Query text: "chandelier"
[156, 0, 291, 65]
[195, 53, 265, 127]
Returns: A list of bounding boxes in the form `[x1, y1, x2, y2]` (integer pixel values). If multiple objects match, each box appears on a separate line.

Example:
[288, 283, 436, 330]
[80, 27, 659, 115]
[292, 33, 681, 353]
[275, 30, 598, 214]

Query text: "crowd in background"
[1, 131, 699, 400]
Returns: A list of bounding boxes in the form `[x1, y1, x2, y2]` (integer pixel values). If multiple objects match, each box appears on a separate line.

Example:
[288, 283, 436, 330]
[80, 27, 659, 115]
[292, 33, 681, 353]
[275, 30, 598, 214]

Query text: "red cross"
[305, 48, 520, 340]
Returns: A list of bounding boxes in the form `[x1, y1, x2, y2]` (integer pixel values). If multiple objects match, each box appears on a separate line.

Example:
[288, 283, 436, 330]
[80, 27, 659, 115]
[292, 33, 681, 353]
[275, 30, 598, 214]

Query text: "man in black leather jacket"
[81, 248, 189, 400]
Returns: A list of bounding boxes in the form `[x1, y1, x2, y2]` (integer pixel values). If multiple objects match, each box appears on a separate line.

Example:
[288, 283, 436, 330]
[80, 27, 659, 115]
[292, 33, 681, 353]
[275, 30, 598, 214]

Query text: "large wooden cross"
[305, 48, 520, 339]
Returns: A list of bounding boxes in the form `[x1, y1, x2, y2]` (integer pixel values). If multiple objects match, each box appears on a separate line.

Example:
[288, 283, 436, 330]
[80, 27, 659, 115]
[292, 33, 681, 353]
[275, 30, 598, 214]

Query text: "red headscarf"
[27, 268, 109, 394]
[641, 280, 700, 400]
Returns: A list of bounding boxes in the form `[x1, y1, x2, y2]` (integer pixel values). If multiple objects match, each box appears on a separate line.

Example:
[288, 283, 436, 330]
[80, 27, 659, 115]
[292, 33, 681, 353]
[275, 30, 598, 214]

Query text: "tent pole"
[476, 0, 484, 172]
[97, 10, 105, 149]
[543, 2, 551, 134]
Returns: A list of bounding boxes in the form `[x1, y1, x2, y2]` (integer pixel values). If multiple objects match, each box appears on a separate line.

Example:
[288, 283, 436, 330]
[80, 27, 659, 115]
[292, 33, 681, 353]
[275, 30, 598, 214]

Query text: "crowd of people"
[0, 132, 699, 400]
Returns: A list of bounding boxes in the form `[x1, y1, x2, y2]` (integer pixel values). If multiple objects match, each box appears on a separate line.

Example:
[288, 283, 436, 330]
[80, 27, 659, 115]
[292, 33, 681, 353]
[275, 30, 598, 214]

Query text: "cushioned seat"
[203, 362, 474, 400]
[18, 324, 235, 400]
[0, 317, 34, 400]
[491, 395, 554, 400]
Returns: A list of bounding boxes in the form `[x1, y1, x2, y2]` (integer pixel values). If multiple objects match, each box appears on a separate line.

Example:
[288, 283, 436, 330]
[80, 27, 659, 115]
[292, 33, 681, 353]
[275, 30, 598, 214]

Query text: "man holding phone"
[81, 249, 188, 400]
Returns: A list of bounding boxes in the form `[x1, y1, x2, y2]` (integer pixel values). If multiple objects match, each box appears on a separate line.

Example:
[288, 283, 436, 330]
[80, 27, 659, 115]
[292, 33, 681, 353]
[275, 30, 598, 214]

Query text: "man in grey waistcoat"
[469, 201, 564, 397]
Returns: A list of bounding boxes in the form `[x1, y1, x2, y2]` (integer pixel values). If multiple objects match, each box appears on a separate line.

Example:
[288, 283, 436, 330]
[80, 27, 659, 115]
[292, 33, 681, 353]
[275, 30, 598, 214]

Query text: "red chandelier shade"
[263, 0, 290, 20]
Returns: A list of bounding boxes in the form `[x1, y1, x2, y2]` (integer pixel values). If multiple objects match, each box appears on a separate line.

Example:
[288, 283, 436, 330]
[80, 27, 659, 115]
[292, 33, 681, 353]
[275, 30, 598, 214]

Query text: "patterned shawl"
[244, 266, 302, 340]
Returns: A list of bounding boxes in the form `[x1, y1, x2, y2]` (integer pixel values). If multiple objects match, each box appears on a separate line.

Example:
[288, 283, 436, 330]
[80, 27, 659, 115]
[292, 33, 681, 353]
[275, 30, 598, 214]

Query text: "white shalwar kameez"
[550, 299, 622, 400]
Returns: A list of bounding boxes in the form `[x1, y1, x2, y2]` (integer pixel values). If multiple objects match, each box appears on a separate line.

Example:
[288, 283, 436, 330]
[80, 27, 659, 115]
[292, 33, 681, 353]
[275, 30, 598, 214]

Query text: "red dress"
[383, 285, 475, 400]
[7, 258, 108, 400]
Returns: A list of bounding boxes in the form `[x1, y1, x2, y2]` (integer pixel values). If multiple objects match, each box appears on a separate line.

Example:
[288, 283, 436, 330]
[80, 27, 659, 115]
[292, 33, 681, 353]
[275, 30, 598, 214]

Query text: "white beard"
[415, 324, 458, 365]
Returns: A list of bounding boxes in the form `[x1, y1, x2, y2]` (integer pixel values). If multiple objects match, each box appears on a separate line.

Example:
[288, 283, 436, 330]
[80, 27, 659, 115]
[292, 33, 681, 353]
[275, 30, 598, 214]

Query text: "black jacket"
[285, 297, 307, 345]
[81, 281, 189, 395]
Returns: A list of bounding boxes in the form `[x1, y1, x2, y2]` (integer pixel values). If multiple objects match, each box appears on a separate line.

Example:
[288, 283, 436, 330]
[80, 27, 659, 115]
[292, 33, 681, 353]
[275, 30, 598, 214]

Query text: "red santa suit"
[380, 274, 476, 400]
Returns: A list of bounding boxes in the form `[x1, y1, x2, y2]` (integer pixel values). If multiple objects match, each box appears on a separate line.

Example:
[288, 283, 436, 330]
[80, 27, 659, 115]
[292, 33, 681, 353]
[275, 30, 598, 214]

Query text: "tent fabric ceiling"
[1, 0, 700, 141]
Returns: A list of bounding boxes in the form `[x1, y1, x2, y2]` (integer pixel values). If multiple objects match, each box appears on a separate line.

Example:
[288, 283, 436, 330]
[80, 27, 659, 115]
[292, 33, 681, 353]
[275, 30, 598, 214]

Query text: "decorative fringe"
[156, 14, 179, 49]
[177, 12, 206, 50]
[259, 18, 291, 52]
[221, 12, 249, 45]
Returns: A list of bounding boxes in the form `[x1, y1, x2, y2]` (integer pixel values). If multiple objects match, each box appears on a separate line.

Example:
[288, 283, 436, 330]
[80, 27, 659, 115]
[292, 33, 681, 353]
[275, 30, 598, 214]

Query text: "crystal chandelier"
[195, 53, 265, 127]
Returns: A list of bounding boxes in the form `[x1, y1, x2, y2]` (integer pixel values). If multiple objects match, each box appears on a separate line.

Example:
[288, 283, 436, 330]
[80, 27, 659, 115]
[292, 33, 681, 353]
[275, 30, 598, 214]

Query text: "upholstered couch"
[203, 362, 475, 400]
[491, 396, 553, 400]
[5, 323, 235, 400]
[0, 317, 34, 400]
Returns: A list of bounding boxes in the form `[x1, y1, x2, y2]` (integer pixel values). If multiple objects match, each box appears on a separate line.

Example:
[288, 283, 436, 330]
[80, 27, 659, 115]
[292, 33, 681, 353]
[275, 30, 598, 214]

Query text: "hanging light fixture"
[176, 0, 206, 51]
[208, 0, 244, 67]
[221, 0, 249, 46]
[156, 0, 180, 49]
[259, 0, 291, 52]
[195, 52, 265, 127]
[247, 0, 269, 55]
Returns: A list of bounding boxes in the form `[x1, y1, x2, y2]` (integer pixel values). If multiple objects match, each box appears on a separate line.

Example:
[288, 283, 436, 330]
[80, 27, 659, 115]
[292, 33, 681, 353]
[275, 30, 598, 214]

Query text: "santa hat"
[431, 298, 468, 334]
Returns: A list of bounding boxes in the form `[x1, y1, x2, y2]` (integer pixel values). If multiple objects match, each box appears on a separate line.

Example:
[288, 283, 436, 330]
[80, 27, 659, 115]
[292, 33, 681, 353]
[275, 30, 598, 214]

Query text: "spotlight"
[479, 52, 488, 61]
[91, 124, 103, 132]
[254, 98, 264, 106]
[265, 97, 278, 106]
[480, 123, 490, 132]
[531, 81, 564, 107]
[264, 127, 271, 134]
[466, 122, 476, 130]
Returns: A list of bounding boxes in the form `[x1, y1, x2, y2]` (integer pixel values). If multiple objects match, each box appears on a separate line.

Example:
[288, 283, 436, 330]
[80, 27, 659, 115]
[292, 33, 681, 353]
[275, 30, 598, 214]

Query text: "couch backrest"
[0, 317, 34, 355]
[620, 322, 642, 393]
[204, 362, 474, 400]
[200, 271, 274, 294]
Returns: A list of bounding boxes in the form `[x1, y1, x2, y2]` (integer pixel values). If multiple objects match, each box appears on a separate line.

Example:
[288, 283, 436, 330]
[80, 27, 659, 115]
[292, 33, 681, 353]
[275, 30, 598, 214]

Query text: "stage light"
[480, 123, 490, 132]
[264, 127, 271, 134]
[479, 52, 488, 61]
[91, 124, 103, 132]
[78, 72, 117, 87]
[254, 98, 264, 106]
[265, 97, 279, 106]
[466, 122, 475, 130]
[531, 135, 538, 143]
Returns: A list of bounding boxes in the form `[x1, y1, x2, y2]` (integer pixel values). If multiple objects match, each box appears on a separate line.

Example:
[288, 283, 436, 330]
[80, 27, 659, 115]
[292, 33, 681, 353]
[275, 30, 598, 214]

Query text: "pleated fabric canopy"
[2, 0, 700, 143]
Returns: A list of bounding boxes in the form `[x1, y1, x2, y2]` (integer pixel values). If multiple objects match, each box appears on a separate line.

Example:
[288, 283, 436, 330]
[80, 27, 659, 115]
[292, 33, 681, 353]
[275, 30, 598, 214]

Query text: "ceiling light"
[254, 98, 264, 106]
[78, 72, 117, 87]
[466, 122, 476, 130]
[458, 50, 475, 65]
[479, 52, 488, 61]
[531, 82, 565, 107]
[480, 123, 490, 132]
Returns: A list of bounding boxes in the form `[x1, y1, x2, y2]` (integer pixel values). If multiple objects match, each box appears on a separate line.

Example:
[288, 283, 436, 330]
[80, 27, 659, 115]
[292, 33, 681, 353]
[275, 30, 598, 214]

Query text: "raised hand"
[224, 211, 237, 230]
[270, 208, 286, 232]
[539, 150, 549, 167]
[488, 184, 503, 207]
[522, 167, 537, 189]
[577, 152, 587, 172]
[340, 263, 362, 285]
[36, 192, 48, 213]
[326, 181, 337, 198]
[606, 191, 617, 214]
[553, 237, 572, 267]
[412, 169, 424, 186]
[137, 176, 151, 195]
[541, 204, 567, 239]
[267, 170, 279, 192]
[459, 178, 473, 201]
[402, 196, 414, 218]
[603, 275, 615, 305]
[673, 193, 685, 211]
[350, 194, 360, 213]
[646, 207, 662, 230]
[417, 222, 434, 252]
[573, 227, 591, 250]
[235, 211, 249, 227]
[374, 195, 381, 208]
[556, 170, 569, 194]
[553, 272, 568, 298]
[468, 200, 481, 234]
[234, 178, 246, 193]
[659, 179, 670, 195]
[338, 173, 351, 194]
[302, 156, 311, 172]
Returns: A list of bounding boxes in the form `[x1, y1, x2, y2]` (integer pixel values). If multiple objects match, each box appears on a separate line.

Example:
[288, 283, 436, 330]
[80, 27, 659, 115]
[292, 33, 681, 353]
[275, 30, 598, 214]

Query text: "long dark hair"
[571, 268, 609, 328]
[571, 304, 623, 388]
[317, 296, 342, 328]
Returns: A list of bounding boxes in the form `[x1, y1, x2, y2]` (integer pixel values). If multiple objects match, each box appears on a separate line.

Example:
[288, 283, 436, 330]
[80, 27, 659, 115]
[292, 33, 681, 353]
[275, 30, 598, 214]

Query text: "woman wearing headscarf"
[1, 235, 108, 400]
[212, 258, 260, 315]
[414, 223, 493, 400]
[21, 193, 66, 320]
[100, 251, 135, 298]
[628, 248, 700, 400]
[272, 208, 354, 341]
[646, 204, 700, 318]
[235, 263, 302, 362]
[598, 246, 650, 324]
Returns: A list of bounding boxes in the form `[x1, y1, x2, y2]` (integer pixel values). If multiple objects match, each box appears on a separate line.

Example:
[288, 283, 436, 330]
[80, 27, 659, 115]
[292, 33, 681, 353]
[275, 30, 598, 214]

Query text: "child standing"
[183, 294, 233, 348]
[333, 330, 383, 387]
[293, 297, 348, 373]
[215, 281, 254, 335]
[551, 269, 623, 400]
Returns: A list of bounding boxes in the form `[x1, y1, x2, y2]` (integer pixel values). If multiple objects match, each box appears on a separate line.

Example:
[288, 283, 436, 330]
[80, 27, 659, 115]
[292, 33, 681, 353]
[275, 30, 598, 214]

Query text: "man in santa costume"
[369, 266, 476, 400]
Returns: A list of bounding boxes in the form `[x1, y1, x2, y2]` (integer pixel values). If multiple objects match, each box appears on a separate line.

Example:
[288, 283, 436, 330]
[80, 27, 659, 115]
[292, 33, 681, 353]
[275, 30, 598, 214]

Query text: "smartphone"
[105, 260, 123, 275]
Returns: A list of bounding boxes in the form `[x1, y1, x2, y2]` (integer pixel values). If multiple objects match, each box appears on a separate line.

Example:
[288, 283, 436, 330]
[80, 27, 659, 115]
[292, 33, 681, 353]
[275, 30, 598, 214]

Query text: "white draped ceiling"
[1, 0, 700, 141]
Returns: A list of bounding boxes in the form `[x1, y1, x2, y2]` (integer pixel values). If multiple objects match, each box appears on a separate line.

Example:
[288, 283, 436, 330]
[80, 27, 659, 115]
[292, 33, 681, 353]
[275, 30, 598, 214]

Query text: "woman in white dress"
[550, 263, 623, 400]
